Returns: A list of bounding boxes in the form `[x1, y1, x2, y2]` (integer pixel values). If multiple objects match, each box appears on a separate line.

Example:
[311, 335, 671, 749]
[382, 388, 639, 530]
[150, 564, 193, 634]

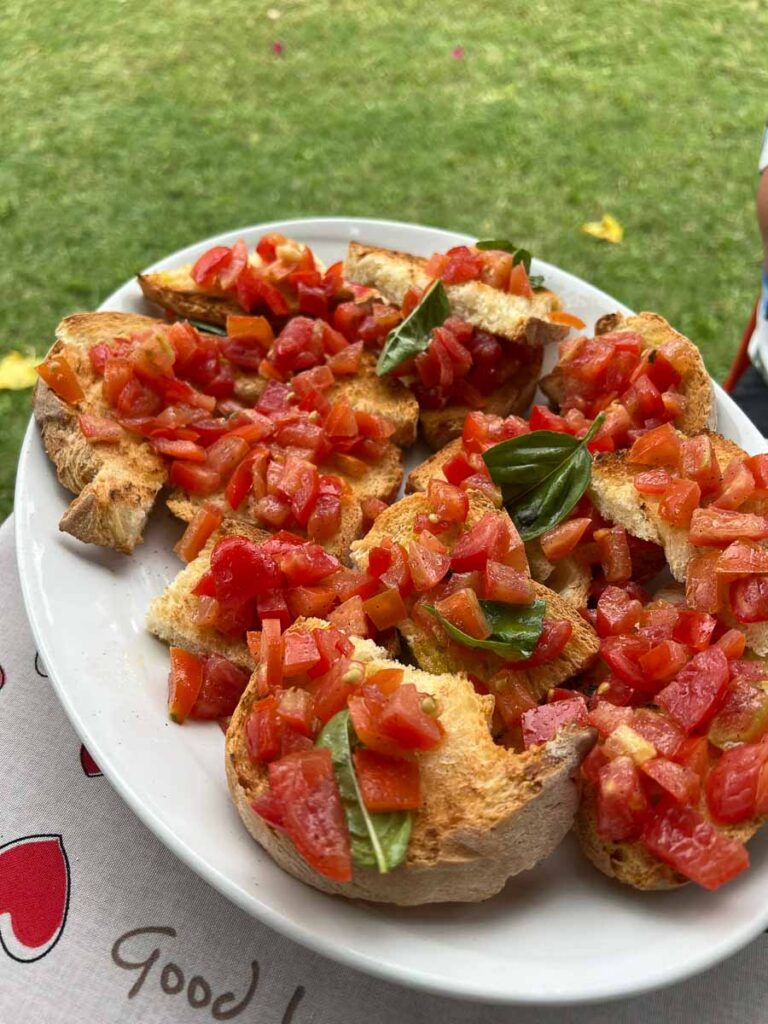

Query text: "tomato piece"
[594, 525, 632, 582]
[627, 423, 681, 467]
[600, 635, 652, 688]
[637, 640, 690, 685]
[539, 518, 591, 561]
[434, 587, 491, 640]
[520, 695, 587, 748]
[306, 493, 342, 543]
[658, 478, 701, 528]
[152, 437, 207, 462]
[191, 245, 233, 287]
[327, 341, 363, 375]
[672, 610, 716, 651]
[377, 542, 414, 599]
[680, 435, 722, 495]
[210, 536, 281, 605]
[630, 709, 686, 759]
[487, 673, 537, 729]
[706, 740, 768, 824]
[167, 648, 204, 724]
[713, 459, 756, 510]
[515, 619, 573, 667]
[427, 479, 469, 524]
[548, 310, 586, 329]
[716, 628, 746, 659]
[255, 748, 351, 882]
[169, 460, 221, 496]
[717, 539, 768, 578]
[376, 684, 444, 751]
[508, 260, 533, 298]
[690, 508, 768, 547]
[708, 680, 768, 749]
[77, 413, 123, 444]
[642, 800, 749, 890]
[189, 655, 249, 719]
[596, 756, 649, 842]
[36, 353, 85, 404]
[245, 696, 281, 763]
[587, 700, 634, 736]
[730, 575, 768, 623]
[633, 468, 673, 495]
[746, 454, 768, 490]
[282, 631, 321, 677]
[685, 551, 723, 613]
[656, 646, 730, 733]
[278, 543, 339, 586]
[407, 539, 451, 592]
[327, 595, 369, 637]
[362, 589, 408, 631]
[353, 749, 421, 812]
[483, 560, 533, 604]
[595, 585, 642, 638]
[450, 512, 510, 572]
[174, 505, 223, 563]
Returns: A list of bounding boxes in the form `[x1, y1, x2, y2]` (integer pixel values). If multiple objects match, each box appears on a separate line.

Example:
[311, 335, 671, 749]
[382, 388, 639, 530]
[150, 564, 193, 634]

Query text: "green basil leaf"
[512, 248, 532, 274]
[186, 319, 227, 336]
[424, 598, 545, 660]
[316, 710, 411, 873]
[483, 414, 605, 541]
[529, 274, 545, 289]
[475, 238, 517, 253]
[376, 279, 450, 376]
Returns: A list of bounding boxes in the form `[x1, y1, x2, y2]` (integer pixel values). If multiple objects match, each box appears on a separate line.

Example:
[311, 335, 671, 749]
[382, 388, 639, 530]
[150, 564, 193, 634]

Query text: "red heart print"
[0, 835, 70, 962]
[80, 745, 102, 777]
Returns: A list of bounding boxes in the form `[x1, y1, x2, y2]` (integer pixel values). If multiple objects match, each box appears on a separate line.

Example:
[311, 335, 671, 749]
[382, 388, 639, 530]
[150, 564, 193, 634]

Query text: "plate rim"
[14, 215, 768, 1006]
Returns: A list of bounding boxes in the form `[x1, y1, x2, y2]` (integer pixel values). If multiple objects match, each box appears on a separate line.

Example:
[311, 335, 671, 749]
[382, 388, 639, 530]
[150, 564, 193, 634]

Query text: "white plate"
[15, 218, 768, 1006]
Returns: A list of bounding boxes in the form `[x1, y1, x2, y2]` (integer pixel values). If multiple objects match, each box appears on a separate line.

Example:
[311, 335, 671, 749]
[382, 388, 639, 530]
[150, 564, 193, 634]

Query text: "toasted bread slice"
[33, 312, 168, 554]
[233, 351, 420, 448]
[344, 242, 567, 345]
[145, 521, 271, 671]
[350, 491, 599, 695]
[419, 348, 542, 451]
[406, 438, 462, 493]
[589, 431, 768, 653]
[226, 621, 595, 903]
[138, 265, 242, 327]
[540, 311, 716, 436]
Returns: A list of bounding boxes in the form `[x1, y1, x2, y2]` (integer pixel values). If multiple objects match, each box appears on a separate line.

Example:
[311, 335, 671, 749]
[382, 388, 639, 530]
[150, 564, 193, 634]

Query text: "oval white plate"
[15, 218, 768, 1005]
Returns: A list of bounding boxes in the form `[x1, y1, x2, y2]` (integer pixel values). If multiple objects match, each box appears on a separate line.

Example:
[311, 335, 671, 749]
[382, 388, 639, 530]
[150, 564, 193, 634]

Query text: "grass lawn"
[2, 0, 767, 520]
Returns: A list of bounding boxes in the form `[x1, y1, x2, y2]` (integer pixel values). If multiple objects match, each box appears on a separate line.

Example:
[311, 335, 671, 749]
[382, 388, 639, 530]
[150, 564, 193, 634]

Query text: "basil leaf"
[425, 599, 545, 660]
[187, 319, 227, 336]
[376, 279, 450, 376]
[475, 239, 518, 253]
[316, 710, 411, 873]
[529, 275, 545, 290]
[483, 414, 605, 541]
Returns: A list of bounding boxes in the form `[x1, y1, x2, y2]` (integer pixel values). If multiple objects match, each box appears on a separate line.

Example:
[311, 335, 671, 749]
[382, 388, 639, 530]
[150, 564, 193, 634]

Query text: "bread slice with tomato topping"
[344, 242, 566, 345]
[349, 491, 599, 696]
[138, 263, 255, 328]
[540, 310, 715, 437]
[33, 312, 168, 554]
[226, 621, 595, 904]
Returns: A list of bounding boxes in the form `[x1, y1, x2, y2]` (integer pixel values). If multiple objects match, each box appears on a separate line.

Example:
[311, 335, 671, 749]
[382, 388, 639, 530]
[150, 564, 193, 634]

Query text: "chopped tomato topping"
[174, 505, 223, 563]
[167, 648, 204, 724]
[353, 749, 422, 811]
[434, 587, 491, 639]
[540, 518, 591, 561]
[655, 647, 730, 733]
[642, 800, 748, 890]
[520, 695, 587, 748]
[689, 509, 768, 547]
[37, 354, 85, 404]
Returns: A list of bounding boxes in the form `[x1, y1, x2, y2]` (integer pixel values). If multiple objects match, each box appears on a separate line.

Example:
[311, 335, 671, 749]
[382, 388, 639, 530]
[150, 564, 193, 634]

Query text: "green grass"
[2, 0, 767, 519]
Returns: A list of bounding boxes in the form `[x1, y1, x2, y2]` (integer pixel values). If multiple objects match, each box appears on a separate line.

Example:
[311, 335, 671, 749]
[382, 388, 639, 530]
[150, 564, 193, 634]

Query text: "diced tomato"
[637, 640, 690, 685]
[256, 748, 351, 882]
[174, 505, 223, 563]
[366, 667, 405, 695]
[515, 619, 573, 667]
[631, 709, 686, 759]
[450, 512, 510, 572]
[353, 749, 421, 811]
[596, 756, 649, 842]
[78, 413, 124, 443]
[595, 585, 642, 638]
[328, 595, 369, 637]
[483, 560, 533, 604]
[36, 353, 85, 404]
[489, 674, 537, 729]
[282, 631, 321, 677]
[167, 647, 204, 724]
[191, 245, 234, 287]
[587, 700, 634, 736]
[278, 543, 339, 586]
[284, 585, 335, 621]
[427, 479, 469, 524]
[189, 655, 249, 719]
[507, 260, 533, 298]
[746, 454, 768, 490]
[633, 468, 673, 495]
[363, 589, 407, 631]
[520, 695, 587, 748]
[408, 539, 451, 592]
[690, 508, 768, 547]
[642, 800, 749, 890]
[600, 635, 652, 688]
[656, 646, 730, 733]
[680, 435, 722, 495]
[594, 525, 632, 582]
[716, 539, 768, 579]
[211, 536, 281, 604]
[169, 460, 221, 496]
[245, 696, 281, 763]
[306, 493, 342, 543]
[658, 478, 701, 528]
[706, 739, 768, 824]
[708, 680, 768, 749]
[376, 684, 444, 751]
[713, 459, 756, 510]
[716, 628, 747, 660]
[672, 610, 716, 650]
[539, 518, 591, 561]
[627, 423, 681, 466]
[548, 310, 586, 329]
[377, 542, 414, 599]
[529, 404, 570, 433]
[152, 437, 207, 462]
[686, 551, 724, 614]
[730, 575, 768, 624]
[434, 588, 490, 640]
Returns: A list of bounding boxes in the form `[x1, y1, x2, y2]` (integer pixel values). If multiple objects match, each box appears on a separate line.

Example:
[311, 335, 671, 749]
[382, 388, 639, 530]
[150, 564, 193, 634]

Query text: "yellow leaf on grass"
[581, 213, 624, 244]
[0, 351, 40, 390]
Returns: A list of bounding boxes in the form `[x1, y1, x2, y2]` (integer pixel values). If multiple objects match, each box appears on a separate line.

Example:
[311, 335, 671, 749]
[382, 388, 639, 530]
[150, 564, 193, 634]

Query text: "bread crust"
[226, 626, 595, 904]
[33, 312, 168, 554]
[350, 491, 599, 696]
[138, 269, 240, 326]
[540, 311, 716, 436]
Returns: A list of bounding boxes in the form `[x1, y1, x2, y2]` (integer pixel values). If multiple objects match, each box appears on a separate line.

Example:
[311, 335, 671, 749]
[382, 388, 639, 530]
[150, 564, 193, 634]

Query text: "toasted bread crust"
[350, 491, 599, 695]
[138, 270, 240, 326]
[33, 312, 168, 554]
[541, 311, 716, 436]
[344, 242, 568, 346]
[226, 626, 595, 903]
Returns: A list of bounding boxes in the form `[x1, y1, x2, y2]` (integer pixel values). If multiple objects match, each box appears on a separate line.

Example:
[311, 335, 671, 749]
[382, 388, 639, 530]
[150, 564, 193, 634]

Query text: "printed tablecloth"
[1, 515, 767, 1023]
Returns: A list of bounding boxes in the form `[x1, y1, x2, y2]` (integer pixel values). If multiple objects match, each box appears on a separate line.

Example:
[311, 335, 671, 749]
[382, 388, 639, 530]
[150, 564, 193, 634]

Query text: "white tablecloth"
[1, 515, 767, 1023]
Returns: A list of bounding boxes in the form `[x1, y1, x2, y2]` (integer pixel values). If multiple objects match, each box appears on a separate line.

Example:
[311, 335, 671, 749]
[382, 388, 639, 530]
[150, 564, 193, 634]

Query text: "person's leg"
[730, 364, 768, 436]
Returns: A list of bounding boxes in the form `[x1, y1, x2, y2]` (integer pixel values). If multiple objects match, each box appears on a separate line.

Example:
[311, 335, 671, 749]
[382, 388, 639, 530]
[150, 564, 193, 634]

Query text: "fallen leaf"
[0, 351, 39, 390]
[266, 7, 281, 19]
[452, 46, 465, 60]
[581, 213, 624, 244]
